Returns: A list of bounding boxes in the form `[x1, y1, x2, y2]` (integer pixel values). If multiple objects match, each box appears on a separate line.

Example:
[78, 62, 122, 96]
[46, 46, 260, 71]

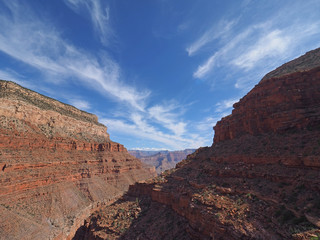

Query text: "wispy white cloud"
[196, 117, 219, 132]
[97, 94, 211, 149]
[215, 98, 239, 113]
[232, 30, 290, 70]
[186, 20, 236, 56]
[193, 53, 217, 79]
[148, 103, 186, 136]
[65, 0, 112, 46]
[192, 22, 268, 79]
[0, 1, 148, 111]
[193, 25, 257, 79]
[101, 117, 207, 150]
[195, 98, 239, 133]
[0, 69, 29, 86]
[177, 22, 190, 33]
[191, 2, 320, 89]
[0, 1, 208, 150]
[69, 99, 91, 111]
[195, 100, 238, 140]
[103, 101, 193, 149]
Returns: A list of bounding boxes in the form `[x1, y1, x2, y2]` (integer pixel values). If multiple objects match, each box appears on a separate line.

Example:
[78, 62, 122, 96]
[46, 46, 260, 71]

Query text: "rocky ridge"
[262, 47, 320, 81]
[0, 80, 155, 240]
[77, 48, 320, 239]
[129, 149, 195, 174]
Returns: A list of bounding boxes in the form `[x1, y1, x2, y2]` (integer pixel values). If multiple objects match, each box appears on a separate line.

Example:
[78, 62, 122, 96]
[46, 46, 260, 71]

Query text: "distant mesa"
[129, 149, 196, 174]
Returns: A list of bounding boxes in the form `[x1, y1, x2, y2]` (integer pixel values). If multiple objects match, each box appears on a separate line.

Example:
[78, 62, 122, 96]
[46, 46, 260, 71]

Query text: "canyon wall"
[0, 81, 155, 240]
[213, 66, 320, 144]
[79, 48, 320, 240]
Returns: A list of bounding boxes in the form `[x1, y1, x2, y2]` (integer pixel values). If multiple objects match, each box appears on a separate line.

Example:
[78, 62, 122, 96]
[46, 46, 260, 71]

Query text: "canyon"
[129, 149, 195, 174]
[76, 48, 320, 239]
[0, 81, 156, 240]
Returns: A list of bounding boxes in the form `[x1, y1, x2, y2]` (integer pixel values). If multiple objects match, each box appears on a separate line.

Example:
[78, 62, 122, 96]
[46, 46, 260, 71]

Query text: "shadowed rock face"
[78, 48, 320, 240]
[0, 81, 156, 240]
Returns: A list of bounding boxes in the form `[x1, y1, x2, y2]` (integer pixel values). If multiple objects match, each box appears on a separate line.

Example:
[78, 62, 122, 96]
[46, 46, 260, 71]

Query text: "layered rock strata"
[78, 48, 320, 239]
[214, 66, 320, 146]
[0, 81, 155, 240]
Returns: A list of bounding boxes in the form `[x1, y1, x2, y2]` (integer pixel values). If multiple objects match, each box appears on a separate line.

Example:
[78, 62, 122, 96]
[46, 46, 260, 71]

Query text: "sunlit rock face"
[0, 80, 155, 240]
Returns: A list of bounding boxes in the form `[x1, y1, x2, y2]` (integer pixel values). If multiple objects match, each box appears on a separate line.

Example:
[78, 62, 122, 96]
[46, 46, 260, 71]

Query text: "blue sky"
[0, 0, 320, 150]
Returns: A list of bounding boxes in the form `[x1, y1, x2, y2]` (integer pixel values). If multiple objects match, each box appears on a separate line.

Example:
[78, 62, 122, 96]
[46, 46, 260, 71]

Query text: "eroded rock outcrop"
[79, 48, 320, 240]
[214, 66, 320, 145]
[0, 81, 155, 240]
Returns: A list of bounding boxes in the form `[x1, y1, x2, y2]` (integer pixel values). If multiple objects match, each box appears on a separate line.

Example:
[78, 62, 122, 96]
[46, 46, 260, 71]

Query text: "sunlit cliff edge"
[0, 80, 156, 240]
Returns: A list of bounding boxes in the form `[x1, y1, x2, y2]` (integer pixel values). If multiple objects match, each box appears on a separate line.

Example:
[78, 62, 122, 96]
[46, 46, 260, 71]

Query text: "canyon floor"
[73, 153, 320, 240]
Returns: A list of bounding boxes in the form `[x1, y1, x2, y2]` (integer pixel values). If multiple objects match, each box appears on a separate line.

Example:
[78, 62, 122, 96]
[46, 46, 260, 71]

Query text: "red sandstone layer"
[0, 81, 155, 240]
[214, 66, 320, 144]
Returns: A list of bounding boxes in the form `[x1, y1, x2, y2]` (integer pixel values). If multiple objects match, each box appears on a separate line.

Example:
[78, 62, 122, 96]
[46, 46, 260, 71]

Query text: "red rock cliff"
[214, 66, 320, 144]
[0, 81, 155, 240]
[112, 49, 320, 240]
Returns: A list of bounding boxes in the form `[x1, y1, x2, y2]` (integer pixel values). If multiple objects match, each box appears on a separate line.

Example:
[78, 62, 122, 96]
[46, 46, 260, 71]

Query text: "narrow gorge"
[1, 1, 319, 240]
[75, 48, 320, 239]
